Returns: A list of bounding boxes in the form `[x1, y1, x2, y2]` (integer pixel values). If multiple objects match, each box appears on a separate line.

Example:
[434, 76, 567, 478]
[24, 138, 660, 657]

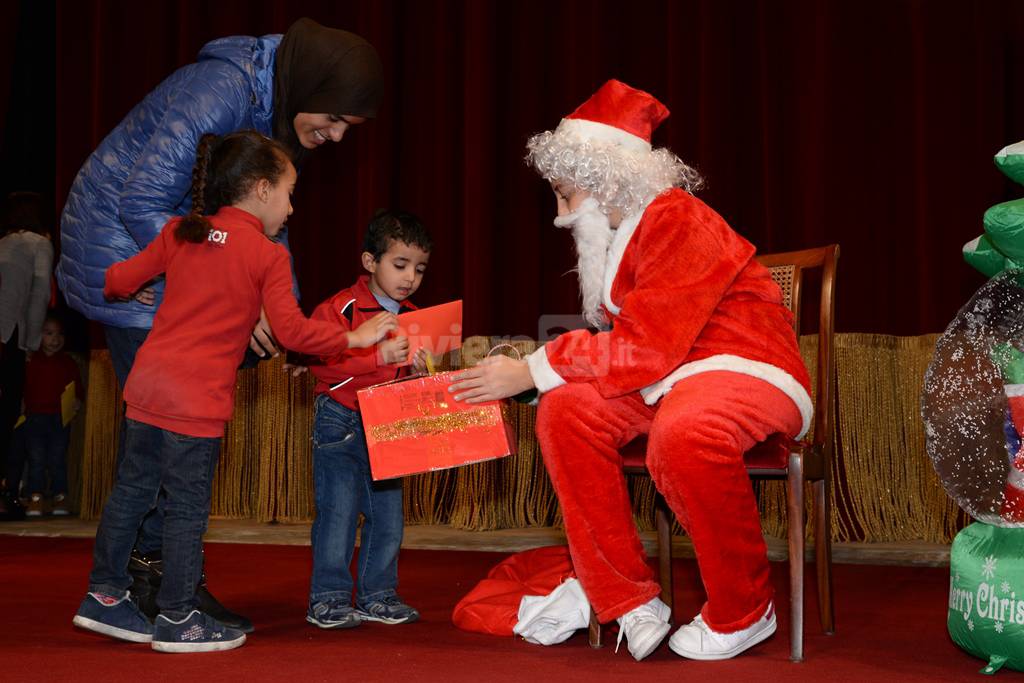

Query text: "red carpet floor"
[0, 536, 993, 682]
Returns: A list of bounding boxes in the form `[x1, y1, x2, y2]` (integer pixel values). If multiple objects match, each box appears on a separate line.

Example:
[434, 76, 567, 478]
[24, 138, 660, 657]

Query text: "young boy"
[23, 314, 82, 516]
[306, 209, 432, 629]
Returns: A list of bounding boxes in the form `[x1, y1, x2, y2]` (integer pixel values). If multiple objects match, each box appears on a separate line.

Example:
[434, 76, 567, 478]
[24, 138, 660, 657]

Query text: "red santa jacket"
[527, 188, 813, 437]
[309, 275, 417, 411]
[105, 206, 348, 437]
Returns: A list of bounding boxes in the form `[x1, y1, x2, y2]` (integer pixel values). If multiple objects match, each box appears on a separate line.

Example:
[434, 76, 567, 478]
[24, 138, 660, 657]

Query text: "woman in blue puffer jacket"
[60, 17, 381, 336]
[57, 16, 383, 633]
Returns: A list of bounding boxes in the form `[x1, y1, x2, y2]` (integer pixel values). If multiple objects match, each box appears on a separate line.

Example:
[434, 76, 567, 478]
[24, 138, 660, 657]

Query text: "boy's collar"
[353, 275, 416, 312]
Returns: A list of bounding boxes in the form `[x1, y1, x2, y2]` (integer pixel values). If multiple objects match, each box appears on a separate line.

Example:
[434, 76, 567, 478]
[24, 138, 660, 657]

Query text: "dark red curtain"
[51, 0, 1024, 339]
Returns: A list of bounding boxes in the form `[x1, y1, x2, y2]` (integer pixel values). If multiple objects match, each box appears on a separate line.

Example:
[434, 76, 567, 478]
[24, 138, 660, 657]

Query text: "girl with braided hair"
[57, 20, 385, 630]
[72, 131, 397, 653]
[58, 18, 383, 630]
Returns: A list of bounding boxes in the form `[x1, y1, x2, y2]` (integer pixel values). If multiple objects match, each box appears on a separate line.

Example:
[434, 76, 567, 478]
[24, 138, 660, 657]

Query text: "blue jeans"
[88, 419, 220, 619]
[25, 414, 70, 495]
[104, 324, 163, 556]
[309, 394, 404, 605]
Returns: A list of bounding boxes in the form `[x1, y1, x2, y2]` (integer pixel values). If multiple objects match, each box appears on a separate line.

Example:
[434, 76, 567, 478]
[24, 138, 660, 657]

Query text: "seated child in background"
[306, 209, 432, 629]
[73, 130, 396, 654]
[23, 313, 83, 516]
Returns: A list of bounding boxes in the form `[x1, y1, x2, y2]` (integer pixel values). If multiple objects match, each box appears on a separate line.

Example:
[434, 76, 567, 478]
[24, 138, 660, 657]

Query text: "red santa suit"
[528, 185, 812, 632]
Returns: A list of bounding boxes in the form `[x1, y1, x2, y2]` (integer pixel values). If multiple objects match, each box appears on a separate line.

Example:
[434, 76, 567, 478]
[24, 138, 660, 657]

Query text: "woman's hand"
[250, 307, 280, 358]
[379, 336, 409, 365]
[282, 363, 308, 377]
[133, 287, 156, 306]
[348, 312, 398, 349]
[448, 355, 535, 403]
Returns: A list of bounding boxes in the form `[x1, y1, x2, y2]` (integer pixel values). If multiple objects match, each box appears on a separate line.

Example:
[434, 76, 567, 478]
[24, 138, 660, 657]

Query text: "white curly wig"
[526, 120, 703, 217]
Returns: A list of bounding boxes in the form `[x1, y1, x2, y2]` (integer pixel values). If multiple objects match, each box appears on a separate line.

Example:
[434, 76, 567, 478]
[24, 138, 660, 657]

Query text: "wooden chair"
[587, 244, 839, 662]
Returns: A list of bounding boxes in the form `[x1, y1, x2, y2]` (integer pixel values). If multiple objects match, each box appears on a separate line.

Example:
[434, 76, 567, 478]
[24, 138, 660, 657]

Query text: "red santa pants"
[536, 370, 803, 632]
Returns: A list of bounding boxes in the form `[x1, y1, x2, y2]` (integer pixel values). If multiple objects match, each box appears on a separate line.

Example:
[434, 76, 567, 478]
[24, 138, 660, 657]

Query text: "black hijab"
[273, 18, 384, 164]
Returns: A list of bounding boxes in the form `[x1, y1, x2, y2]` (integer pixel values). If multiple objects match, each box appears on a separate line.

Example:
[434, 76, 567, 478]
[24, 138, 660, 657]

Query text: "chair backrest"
[755, 246, 839, 456]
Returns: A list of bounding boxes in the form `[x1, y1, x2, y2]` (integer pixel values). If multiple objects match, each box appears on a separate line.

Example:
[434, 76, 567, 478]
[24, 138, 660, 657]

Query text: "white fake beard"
[553, 197, 614, 328]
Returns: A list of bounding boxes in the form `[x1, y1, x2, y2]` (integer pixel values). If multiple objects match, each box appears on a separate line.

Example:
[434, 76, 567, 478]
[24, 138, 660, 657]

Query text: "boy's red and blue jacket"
[309, 275, 417, 411]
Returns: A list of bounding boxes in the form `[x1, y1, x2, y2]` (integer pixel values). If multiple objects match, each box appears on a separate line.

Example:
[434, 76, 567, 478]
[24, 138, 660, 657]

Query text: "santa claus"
[450, 80, 812, 661]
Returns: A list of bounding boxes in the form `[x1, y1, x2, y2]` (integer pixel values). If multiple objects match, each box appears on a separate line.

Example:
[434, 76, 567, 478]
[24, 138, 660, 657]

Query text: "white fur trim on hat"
[527, 348, 567, 394]
[559, 118, 651, 153]
[638, 354, 814, 439]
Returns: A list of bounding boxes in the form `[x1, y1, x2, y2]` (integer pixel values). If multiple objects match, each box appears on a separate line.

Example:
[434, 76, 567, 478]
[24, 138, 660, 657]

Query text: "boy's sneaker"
[51, 493, 70, 516]
[356, 595, 420, 625]
[307, 599, 361, 629]
[72, 591, 154, 643]
[668, 602, 776, 660]
[615, 596, 672, 661]
[25, 493, 44, 517]
[152, 610, 246, 653]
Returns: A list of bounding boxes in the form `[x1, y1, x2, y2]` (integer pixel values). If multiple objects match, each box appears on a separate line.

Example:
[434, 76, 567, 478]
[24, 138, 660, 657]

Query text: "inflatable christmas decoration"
[923, 141, 1024, 675]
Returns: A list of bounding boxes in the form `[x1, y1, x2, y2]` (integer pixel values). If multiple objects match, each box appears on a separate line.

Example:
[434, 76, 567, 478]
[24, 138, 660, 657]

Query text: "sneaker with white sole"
[355, 595, 419, 625]
[25, 493, 44, 517]
[73, 591, 154, 643]
[615, 596, 672, 661]
[668, 602, 776, 660]
[152, 610, 246, 653]
[307, 598, 361, 629]
[51, 493, 70, 516]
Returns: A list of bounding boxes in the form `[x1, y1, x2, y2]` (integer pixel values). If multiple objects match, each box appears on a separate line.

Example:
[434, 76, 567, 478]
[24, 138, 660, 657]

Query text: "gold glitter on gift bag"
[369, 407, 499, 443]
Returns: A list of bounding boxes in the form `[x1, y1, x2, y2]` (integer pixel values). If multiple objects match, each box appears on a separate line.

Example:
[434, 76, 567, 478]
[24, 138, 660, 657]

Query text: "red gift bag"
[452, 546, 576, 636]
[358, 372, 516, 480]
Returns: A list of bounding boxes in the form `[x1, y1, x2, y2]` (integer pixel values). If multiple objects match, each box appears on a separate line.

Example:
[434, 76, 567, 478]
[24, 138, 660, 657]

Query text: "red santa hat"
[557, 79, 670, 153]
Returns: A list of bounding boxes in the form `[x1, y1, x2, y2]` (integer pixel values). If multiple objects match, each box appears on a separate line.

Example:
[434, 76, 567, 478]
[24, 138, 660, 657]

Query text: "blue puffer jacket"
[58, 35, 281, 328]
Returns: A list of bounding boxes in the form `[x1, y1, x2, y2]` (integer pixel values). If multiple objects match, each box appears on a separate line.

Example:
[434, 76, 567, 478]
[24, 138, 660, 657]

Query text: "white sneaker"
[668, 603, 776, 660]
[615, 596, 671, 661]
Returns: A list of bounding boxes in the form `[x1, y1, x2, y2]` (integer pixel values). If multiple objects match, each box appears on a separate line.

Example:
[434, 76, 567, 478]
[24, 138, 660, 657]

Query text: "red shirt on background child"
[24, 351, 83, 415]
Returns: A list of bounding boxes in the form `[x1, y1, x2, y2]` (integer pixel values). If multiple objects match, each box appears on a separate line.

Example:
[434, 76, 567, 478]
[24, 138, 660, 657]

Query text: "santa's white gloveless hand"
[449, 355, 535, 403]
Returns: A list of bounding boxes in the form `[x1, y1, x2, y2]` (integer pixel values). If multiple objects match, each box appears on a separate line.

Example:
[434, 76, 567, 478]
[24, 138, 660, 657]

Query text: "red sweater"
[105, 206, 349, 437]
[309, 275, 417, 410]
[24, 350, 83, 415]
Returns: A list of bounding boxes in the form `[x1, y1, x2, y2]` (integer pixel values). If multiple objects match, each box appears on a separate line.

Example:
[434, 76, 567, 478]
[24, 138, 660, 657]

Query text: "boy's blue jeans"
[309, 394, 404, 606]
[25, 413, 70, 495]
[88, 419, 220, 619]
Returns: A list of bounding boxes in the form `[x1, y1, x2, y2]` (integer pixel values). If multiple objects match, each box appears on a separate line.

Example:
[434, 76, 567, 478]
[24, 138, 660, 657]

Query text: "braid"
[175, 133, 217, 243]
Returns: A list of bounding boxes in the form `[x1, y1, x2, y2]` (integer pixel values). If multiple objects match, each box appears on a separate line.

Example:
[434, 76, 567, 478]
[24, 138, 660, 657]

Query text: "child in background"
[23, 313, 82, 516]
[306, 209, 432, 629]
[72, 130, 396, 653]
[0, 191, 53, 518]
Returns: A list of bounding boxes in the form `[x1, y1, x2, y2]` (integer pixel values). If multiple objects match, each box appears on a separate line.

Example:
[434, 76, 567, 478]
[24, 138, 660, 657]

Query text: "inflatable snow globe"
[922, 141, 1024, 674]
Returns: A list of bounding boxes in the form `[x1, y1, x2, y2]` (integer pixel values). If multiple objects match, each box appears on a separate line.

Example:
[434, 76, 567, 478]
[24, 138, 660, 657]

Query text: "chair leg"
[588, 607, 603, 648]
[654, 492, 674, 612]
[787, 453, 805, 662]
[812, 478, 835, 634]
